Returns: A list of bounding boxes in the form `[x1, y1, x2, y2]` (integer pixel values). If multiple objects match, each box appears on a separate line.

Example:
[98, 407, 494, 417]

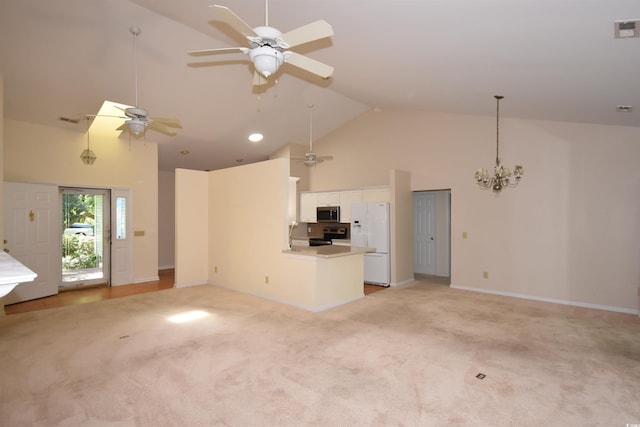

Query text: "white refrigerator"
[350, 202, 390, 286]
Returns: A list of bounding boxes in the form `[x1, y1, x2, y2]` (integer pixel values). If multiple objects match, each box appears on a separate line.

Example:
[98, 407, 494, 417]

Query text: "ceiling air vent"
[614, 19, 640, 39]
[616, 105, 633, 112]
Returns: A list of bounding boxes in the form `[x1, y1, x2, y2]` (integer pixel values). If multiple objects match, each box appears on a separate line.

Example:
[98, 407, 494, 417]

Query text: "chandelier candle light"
[475, 95, 523, 194]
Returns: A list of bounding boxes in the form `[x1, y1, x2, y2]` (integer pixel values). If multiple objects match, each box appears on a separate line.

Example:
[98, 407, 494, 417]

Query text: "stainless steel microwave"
[317, 206, 340, 223]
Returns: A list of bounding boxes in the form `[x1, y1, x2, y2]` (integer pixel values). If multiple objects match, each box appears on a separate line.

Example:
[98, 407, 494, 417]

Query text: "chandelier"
[475, 95, 523, 193]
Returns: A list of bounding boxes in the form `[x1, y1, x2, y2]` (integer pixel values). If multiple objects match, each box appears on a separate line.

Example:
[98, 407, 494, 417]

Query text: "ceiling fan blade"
[252, 70, 268, 86]
[317, 155, 333, 161]
[188, 47, 250, 56]
[211, 5, 257, 39]
[283, 52, 334, 79]
[280, 20, 333, 48]
[148, 121, 178, 136]
[151, 117, 182, 128]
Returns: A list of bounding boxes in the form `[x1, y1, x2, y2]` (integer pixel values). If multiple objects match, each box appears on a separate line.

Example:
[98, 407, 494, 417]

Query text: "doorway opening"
[60, 188, 111, 290]
[413, 190, 451, 283]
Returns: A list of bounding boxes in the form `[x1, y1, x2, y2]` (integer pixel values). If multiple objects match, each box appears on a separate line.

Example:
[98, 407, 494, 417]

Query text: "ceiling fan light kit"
[126, 118, 146, 135]
[250, 46, 283, 78]
[474, 95, 524, 194]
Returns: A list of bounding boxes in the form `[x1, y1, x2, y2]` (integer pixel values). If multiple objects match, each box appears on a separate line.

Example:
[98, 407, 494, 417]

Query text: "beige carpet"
[1, 278, 639, 426]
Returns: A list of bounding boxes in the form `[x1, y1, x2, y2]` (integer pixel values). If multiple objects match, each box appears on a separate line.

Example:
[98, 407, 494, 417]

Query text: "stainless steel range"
[309, 226, 348, 246]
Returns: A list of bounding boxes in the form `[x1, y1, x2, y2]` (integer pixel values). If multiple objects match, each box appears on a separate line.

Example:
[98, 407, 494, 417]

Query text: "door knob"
[3, 248, 9, 253]
[430, 237, 434, 240]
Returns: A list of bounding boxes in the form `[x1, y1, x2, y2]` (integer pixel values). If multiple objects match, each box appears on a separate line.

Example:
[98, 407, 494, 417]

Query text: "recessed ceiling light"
[248, 133, 263, 143]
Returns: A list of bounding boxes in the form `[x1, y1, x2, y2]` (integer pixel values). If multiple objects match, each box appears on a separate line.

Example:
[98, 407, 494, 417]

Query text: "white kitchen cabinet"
[299, 192, 317, 222]
[316, 192, 340, 206]
[362, 187, 390, 203]
[339, 190, 362, 222]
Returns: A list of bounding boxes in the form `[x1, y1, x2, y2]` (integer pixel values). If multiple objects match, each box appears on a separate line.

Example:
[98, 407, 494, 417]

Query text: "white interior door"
[3, 182, 60, 304]
[414, 192, 436, 275]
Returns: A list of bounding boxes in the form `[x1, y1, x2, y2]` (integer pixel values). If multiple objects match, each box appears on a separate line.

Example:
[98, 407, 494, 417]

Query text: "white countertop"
[282, 245, 374, 259]
[0, 253, 37, 286]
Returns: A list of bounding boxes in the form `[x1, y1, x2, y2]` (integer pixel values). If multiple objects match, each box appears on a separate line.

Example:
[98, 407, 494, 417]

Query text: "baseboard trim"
[390, 278, 415, 287]
[174, 280, 208, 288]
[133, 276, 160, 284]
[211, 282, 364, 312]
[450, 284, 639, 315]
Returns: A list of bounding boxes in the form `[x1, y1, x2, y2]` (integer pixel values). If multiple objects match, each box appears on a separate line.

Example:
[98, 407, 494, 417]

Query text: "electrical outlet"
[214, 266, 218, 273]
[462, 231, 468, 239]
[483, 271, 489, 279]
[265, 275, 269, 284]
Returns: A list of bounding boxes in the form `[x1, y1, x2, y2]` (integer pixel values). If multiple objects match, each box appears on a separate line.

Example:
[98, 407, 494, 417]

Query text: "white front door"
[60, 187, 111, 289]
[3, 182, 60, 304]
[413, 192, 436, 275]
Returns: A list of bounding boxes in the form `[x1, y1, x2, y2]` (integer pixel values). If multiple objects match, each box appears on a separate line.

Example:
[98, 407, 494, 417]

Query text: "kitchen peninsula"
[281, 245, 374, 311]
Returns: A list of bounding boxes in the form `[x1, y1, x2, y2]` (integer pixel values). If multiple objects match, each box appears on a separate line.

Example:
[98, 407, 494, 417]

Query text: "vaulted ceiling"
[1, 0, 639, 171]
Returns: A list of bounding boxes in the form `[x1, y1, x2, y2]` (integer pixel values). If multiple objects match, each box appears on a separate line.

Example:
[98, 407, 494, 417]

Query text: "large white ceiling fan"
[292, 104, 333, 166]
[187, 1, 334, 86]
[117, 27, 182, 137]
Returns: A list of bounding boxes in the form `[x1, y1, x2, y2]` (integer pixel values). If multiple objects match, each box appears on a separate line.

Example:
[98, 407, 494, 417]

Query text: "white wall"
[3, 117, 159, 284]
[390, 169, 414, 286]
[308, 110, 640, 313]
[175, 169, 208, 288]
[207, 159, 291, 297]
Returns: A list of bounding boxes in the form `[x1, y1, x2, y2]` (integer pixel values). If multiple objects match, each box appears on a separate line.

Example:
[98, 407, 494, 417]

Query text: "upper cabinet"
[316, 192, 339, 207]
[299, 193, 317, 222]
[339, 190, 362, 222]
[300, 187, 389, 223]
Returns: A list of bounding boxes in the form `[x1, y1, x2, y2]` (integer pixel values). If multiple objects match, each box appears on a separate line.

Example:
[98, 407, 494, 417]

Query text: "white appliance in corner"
[350, 202, 390, 286]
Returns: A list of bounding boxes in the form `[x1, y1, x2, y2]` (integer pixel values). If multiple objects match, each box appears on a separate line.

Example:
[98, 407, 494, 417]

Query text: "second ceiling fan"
[292, 104, 333, 166]
[118, 27, 182, 137]
[188, 1, 334, 86]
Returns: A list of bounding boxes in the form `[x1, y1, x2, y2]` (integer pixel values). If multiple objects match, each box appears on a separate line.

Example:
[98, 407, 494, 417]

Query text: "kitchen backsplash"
[293, 222, 351, 239]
